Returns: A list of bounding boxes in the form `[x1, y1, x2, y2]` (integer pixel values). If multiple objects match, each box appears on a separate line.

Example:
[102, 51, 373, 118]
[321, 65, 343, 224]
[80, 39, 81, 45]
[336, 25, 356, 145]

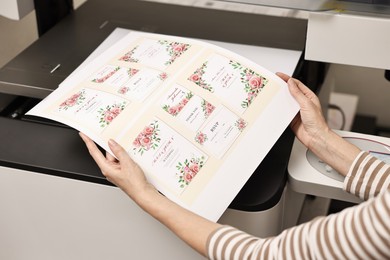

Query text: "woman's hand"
[79, 132, 220, 256]
[277, 72, 360, 176]
[79, 132, 157, 203]
[276, 72, 330, 150]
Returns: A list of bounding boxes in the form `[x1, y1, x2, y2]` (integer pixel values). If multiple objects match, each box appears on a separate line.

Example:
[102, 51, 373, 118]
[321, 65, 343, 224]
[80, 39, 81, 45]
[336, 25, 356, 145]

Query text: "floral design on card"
[128, 68, 139, 77]
[158, 72, 168, 80]
[119, 46, 139, 62]
[201, 100, 215, 118]
[119, 39, 190, 69]
[117, 68, 139, 95]
[158, 40, 191, 65]
[176, 156, 206, 188]
[161, 84, 217, 132]
[59, 90, 86, 111]
[97, 102, 126, 128]
[91, 66, 120, 83]
[229, 61, 268, 108]
[162, 92, 193, 117]
[188, 62, 213, 92]
[235, 118, 247, 131]
[196, 107, 246, 158]
[128, 118, 208, 194]
[116, 69, 167, 101]
[132, 121, 161, 155]
[194, 132, 208, 145]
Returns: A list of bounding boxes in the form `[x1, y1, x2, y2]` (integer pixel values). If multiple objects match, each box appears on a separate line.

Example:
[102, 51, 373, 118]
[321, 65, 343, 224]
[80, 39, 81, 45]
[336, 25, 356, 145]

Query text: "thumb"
[287, 78, 307, 107]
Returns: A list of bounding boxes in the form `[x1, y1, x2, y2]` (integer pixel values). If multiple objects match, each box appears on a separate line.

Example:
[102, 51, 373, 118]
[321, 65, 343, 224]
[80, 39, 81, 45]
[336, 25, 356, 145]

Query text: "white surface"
[0, 0, 34, 20]
[73, 28, 301, 77]
[288, 130, 390, 203]
[327, 92, 359, 131]
[0, 166, 201, 260]
[306, 11, 390, 70]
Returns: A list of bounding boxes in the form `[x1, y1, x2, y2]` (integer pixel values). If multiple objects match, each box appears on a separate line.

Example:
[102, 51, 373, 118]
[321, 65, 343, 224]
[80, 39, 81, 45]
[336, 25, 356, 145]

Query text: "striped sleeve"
[207, 152, 390, 259]
[207, 191, 389, 259]
[344, 151, 390, 200]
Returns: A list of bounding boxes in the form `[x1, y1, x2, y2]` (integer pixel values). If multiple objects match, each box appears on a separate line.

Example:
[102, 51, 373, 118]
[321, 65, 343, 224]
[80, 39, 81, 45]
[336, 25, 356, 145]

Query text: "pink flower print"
[195, 132, 207, 145]
[133, 137, 141, 148]
[173, 43, 186, 53]
[143, 126, 154, 136]
[189, 74, 200, 82]
[119, 47, 139, 63]
[249, 76, 262, 89]
[184, 173, 193, 182]
[190, 163, 199, 174]
[140, 136, 151, 150]
[229, 60, 268, 108]
[184, 166, 191, 174]
[159, 72, 168, 80]
[132, 121, 160, 155]
[59, 91, 85, 110]
[97, 102, 126, 128]
[104, 112, 115, 123]
[177, 103, 185, 112]
[63, 96, 77, 107]
[182, 98, 189, 105]
[235, 118, 247, 131]
[128, 68, 139, 77]
[112, 106, 122, 115]
[168, 106, 178, 116]
[92, 67, 119, 83]
[176, 156, 205, 188]
[118, 86, 129, 95]
[162, 92, 193, 117]
[201, 100, 215, 118]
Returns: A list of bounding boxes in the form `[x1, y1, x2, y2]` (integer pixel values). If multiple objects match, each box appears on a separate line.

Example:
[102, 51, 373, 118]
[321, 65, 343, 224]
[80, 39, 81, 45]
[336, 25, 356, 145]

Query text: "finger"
[276, 72, 290, 82]
[108, 139, 134, 167]
[290, 78, 317, 99]
[287, 78, 310, 106]
[79, 132, 110, 171]
[106, 152, 118, 163]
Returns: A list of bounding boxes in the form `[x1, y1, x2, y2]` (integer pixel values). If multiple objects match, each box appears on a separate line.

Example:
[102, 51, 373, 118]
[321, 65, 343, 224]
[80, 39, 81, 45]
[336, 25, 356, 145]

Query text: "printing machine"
[0, 0, 389, 259]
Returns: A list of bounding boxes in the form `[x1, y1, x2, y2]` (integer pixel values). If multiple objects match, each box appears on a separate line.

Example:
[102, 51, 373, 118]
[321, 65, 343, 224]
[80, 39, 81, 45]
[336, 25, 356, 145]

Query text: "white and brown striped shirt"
[207, 151, 390, 259]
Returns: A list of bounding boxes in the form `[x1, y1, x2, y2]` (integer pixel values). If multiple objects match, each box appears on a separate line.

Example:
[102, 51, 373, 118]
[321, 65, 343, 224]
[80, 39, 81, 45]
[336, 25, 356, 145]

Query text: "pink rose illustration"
[184, 173, 193, 182]
[104, 113, 114, 123]
[182, 98, 189, 105]
[168, 106, 178, 115]
[195, 132, 207, 145]
[159, 72, 168, 80]
[132, 121, 160, 155]
[143, 126, 154, 136]
[140, 137, 151, 147]
[176, 156, 205, 188]
[249, 76, 262, 88]
[189, 74, 200, 82]
[133, 138, 141, 147]
[118, 86, 129, 94]
[190, 163, 199, 173]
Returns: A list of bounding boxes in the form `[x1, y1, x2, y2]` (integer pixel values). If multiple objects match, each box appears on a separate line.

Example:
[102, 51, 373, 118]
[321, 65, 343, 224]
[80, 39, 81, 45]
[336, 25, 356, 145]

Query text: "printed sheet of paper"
[27, 30, 299, 221]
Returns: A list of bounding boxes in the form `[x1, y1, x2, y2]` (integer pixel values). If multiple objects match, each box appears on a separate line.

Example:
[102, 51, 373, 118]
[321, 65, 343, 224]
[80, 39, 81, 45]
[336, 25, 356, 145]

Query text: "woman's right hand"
[277, 72, 360, 176]
[79, 132, 158, 203]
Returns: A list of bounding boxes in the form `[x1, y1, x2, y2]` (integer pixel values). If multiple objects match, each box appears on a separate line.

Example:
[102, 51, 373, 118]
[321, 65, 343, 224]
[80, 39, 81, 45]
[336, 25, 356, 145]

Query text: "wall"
[0, 0, 87, 68]
[0, 11, 37, 68]
[329, 64, 390, 128]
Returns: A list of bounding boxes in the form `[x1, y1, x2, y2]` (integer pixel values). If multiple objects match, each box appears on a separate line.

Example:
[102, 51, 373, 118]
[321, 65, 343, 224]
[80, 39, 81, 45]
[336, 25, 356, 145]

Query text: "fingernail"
[287, 78, 296, 86]
[108, 139, 118, 146]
